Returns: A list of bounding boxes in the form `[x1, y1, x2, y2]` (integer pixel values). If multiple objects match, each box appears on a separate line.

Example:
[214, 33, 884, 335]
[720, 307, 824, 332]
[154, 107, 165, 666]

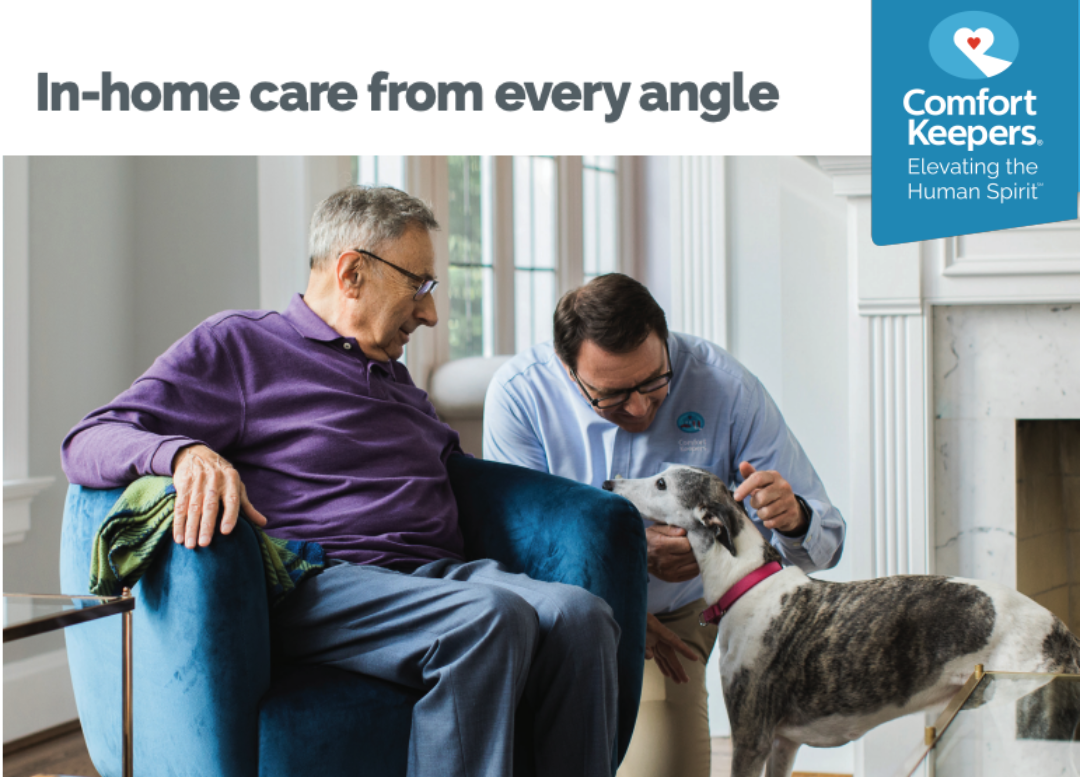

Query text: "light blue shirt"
[483, 332, 846, 614]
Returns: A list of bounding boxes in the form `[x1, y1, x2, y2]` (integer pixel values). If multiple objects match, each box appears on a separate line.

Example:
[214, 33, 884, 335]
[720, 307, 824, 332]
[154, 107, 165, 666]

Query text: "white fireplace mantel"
[814, 155, 1080, 777]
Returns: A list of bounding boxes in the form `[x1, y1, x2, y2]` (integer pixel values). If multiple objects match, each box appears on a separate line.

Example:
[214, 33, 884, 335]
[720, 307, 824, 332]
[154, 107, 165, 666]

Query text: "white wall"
[3, 157, 259, 737]
[727, 156, 851, 572]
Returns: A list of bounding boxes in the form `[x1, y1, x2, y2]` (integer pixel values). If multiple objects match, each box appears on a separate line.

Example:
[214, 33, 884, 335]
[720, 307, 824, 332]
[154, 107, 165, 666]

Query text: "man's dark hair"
[553, 273, 669, 371]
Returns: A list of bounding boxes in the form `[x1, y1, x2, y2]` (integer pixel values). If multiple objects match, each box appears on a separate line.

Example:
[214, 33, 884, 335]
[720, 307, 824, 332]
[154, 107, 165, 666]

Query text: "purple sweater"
[62, 294, 465, 571]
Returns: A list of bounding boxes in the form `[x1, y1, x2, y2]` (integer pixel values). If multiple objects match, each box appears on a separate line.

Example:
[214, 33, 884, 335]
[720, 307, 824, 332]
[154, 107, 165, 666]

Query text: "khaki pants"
[617, 599, 719, 777]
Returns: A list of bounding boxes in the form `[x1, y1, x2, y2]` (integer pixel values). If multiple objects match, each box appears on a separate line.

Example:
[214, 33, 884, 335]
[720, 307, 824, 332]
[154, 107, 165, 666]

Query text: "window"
[582, 156, 619, 281]
[447, 156, 494, 359]
[513, 156, 557, 355]
[354, 156, 405, 189]
[353, 155, 627, 369]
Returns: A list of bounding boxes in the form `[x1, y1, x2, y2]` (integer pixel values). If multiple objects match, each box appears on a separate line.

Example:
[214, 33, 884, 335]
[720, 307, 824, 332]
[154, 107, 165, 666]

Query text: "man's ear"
[334, 250, 364, 296]
[701, 508, 737, 557]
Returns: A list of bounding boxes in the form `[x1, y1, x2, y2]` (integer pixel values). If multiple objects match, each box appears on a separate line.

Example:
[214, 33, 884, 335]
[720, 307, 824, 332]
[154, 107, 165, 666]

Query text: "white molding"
[845, 196, 930, 777]
[814, 155, 872, 197]
[942, 259, 1080, 277]
[4, 477, 55, 545]
[857, 298, 923, 316]
[2, 647, 78, 743]
[669, 156, 728, 349]
[867, 315, 928, 578]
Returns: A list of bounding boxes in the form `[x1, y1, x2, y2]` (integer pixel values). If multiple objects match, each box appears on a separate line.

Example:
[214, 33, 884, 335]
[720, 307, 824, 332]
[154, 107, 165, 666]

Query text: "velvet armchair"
[59, 456, 647, 777]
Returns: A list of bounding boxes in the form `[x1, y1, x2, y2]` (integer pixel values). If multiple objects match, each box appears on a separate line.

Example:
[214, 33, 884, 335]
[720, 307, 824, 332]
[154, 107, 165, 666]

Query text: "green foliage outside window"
[447, 156, 490, 360]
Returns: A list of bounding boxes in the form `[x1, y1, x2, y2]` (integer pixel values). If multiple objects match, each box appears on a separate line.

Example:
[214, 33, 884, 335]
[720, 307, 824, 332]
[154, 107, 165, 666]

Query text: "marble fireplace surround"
[815, 158, 1080, 777]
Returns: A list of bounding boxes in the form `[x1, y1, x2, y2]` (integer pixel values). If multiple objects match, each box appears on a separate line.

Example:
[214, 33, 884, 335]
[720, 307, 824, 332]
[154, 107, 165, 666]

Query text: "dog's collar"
[699, 561, 783, 626]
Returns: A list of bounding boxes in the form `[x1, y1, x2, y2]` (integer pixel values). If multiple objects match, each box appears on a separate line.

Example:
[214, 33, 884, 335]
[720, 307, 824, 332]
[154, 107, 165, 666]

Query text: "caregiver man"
[483, 272, 846, 777]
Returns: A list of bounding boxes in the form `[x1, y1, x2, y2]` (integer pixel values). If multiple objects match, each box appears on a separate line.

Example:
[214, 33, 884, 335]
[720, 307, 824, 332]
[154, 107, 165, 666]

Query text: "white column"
[819, 157, 931, 777]
[669, 156, 727, 348]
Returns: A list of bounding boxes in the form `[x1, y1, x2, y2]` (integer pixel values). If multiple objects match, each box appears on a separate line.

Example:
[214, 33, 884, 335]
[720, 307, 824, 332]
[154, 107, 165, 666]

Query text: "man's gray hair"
[308, 185, 439, 270]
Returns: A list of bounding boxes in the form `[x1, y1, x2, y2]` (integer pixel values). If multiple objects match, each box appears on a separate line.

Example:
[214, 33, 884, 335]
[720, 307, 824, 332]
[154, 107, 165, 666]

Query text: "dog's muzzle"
[601, 480, 614, 491]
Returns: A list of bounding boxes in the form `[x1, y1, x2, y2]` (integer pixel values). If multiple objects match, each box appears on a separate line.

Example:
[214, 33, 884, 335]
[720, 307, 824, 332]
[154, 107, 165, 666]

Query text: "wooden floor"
[2, 726, 842, 777]
[3, 722, 99, 777]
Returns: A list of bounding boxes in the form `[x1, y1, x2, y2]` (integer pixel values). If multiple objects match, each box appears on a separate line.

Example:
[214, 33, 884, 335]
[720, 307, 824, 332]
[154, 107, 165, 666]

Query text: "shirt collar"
[282, 293, 344, 343]
[283, 293, 403, 380]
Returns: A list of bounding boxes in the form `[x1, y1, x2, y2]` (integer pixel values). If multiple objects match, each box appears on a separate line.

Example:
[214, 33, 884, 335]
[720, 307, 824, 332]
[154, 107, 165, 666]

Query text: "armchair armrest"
[446, 456, 647, 766]
[60, 484, 272, 777]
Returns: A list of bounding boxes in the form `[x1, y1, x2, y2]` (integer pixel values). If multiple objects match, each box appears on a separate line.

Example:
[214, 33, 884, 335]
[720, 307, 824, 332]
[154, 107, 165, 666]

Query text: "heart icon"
[954, 27, 994, 56]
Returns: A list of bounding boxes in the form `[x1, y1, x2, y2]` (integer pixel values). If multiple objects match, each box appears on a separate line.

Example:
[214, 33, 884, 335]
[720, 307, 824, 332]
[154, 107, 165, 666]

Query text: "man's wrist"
[777, 495, 811, 538]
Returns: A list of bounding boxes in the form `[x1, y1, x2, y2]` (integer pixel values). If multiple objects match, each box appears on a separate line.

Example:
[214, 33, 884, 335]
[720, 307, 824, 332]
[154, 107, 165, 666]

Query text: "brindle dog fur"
[604, 465, 1080, 777]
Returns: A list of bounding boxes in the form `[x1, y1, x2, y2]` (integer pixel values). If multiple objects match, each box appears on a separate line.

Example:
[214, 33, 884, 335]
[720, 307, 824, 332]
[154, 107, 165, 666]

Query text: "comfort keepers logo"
[929, 12, 1019, 79]
[871, 0, 1078, 245]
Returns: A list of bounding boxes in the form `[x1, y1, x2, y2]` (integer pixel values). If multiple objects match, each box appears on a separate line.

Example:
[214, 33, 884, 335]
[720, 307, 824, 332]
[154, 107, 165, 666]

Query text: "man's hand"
[732, 462, 807, 535]
[645, 613, 700, 684]
[172, 444, 267, 548]
[645, 524, 700, 582]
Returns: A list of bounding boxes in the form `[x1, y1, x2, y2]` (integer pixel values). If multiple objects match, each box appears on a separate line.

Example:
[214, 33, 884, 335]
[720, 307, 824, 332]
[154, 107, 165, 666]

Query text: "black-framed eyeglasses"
[354, 249, 439, 300]
[570, 341, 673, 409]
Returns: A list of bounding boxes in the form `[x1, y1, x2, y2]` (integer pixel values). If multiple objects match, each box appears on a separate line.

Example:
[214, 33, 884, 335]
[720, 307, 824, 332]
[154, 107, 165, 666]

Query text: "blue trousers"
[270, 558, 621, 777]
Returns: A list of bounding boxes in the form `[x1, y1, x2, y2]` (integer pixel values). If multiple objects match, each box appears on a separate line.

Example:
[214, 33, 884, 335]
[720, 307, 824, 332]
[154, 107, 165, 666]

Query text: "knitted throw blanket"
[90, 476, 325, 607]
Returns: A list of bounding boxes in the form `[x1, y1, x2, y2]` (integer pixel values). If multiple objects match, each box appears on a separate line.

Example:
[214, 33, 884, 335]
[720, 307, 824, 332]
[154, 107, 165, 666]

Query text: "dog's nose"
[601, 480, 614, 491]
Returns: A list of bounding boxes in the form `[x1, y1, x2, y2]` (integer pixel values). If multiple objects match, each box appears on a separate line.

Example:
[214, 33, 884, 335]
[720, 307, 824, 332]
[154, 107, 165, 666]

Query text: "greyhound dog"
[604, 465, 1080, 777]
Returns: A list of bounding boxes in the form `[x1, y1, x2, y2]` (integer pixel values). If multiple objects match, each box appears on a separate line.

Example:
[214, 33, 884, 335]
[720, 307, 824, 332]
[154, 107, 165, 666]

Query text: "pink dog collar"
[699, 561, 783, 626]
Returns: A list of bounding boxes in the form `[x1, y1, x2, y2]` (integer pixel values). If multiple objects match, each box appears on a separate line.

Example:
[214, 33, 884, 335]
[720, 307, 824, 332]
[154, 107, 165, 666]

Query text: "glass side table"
[894, 665, 1080, 777]
[3, 591, 135, 777]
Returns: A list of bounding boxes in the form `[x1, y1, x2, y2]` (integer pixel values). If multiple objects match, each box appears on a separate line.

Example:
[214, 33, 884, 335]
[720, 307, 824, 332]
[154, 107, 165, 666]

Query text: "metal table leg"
[122, 587, 133, 777]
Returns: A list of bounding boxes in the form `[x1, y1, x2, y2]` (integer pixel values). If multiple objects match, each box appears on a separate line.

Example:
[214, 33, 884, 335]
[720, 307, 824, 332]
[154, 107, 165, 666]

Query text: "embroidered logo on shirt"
[677, 411, 704, 433]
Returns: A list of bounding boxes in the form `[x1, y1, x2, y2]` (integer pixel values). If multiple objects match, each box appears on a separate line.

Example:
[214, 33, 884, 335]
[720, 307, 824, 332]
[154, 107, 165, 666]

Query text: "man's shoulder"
[490, 341, 561, 392]
[166, 309, 290, 362]
[202, 308, 279, 331]
[672, 332, 757, 387]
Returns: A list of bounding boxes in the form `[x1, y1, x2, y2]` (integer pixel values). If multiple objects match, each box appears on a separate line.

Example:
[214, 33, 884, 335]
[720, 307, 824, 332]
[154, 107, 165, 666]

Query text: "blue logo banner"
[872, 0, 1078, 245]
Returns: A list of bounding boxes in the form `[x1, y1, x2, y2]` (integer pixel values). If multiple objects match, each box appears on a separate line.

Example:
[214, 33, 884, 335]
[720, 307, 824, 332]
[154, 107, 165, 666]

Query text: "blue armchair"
[59, 456, 647, 777]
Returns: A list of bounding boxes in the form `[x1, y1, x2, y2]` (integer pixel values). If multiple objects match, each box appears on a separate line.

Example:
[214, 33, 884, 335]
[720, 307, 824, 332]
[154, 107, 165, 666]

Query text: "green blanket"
[90, 476, 325, 607]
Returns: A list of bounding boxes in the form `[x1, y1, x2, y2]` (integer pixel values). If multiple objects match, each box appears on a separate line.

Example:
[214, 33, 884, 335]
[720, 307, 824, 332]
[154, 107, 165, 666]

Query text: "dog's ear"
[701, 508, 738, 557]
[700, 478, 744, 556]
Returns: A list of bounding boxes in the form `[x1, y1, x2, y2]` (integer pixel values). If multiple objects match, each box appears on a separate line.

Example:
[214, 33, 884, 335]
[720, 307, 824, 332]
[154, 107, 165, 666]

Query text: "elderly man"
[484, 273, 846, 777]
[62, 186, 620, 777]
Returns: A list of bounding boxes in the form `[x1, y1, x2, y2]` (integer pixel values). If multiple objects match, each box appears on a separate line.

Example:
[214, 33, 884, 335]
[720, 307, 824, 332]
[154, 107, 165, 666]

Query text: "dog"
[604, 465, 1080, 777]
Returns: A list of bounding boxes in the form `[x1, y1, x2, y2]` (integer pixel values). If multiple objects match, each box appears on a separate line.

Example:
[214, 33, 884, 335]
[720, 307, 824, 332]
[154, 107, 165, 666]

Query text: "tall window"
[513, 156, 557, 355]
[582, 156, 619, 280]
[447, 156, 494, 360]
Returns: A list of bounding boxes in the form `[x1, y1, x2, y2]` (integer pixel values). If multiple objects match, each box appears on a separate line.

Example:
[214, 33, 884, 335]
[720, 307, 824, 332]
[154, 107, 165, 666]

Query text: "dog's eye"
[656, 478, 666, 491]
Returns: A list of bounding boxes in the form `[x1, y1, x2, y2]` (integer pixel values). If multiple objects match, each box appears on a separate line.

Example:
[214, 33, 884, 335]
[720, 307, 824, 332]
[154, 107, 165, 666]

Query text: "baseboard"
[3, 647, 79, 743]
[3, 718, 81, 755]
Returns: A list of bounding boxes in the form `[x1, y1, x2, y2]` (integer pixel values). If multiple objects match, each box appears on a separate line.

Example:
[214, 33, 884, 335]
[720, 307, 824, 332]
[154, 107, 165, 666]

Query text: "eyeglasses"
[570, 341, 673, 409]
[353, 249, 439, 300]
